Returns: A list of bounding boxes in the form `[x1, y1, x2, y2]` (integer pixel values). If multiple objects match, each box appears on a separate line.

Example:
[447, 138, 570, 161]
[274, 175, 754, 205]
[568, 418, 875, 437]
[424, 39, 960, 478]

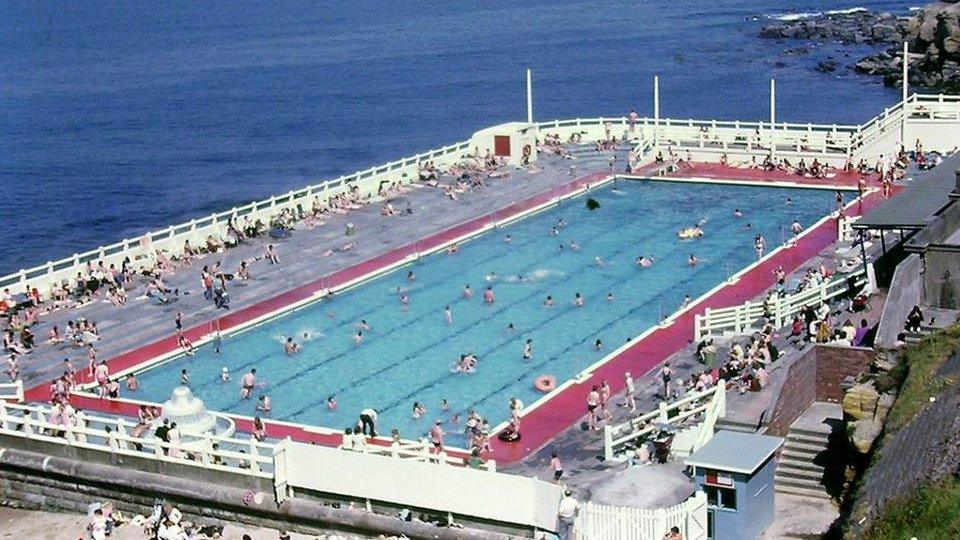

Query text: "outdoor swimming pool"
[131, 179, 835, 446]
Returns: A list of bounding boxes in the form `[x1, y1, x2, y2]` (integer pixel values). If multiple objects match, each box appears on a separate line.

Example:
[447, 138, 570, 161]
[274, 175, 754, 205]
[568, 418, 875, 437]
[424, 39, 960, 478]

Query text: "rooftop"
[855, 153, 960, 230]
[685, 431, 783, 474]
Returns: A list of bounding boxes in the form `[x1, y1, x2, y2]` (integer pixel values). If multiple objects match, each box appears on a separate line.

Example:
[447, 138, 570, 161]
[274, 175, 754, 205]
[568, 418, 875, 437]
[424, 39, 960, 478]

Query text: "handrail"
[339, 437, 497, 471]
[694, 267, 868, 341]
[0, 400, 273, 478]
[603, 384, 724, 461]
[0, 381, 24, 403]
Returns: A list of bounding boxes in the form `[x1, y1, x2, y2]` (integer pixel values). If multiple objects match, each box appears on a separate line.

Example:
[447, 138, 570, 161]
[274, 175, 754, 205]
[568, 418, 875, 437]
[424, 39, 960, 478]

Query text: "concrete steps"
[775, 424, 842, 500]
[716, 418, 759, 434]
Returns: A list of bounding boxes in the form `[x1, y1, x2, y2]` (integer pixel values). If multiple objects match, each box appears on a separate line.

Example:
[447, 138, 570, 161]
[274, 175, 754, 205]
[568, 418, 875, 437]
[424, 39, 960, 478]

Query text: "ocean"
[0, 1, 913, 275]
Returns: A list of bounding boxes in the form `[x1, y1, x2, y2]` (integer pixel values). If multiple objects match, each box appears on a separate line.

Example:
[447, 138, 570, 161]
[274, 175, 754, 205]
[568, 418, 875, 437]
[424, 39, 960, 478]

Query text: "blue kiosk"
[685, 431, 784, 540]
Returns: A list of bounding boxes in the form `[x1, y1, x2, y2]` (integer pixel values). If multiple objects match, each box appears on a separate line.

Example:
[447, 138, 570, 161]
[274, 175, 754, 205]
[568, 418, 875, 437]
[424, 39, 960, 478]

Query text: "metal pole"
[901, 41, 909, 147]
[770, 79, 776, 159]
[653, 76, 660, 149]
[526, 69, 533, 124]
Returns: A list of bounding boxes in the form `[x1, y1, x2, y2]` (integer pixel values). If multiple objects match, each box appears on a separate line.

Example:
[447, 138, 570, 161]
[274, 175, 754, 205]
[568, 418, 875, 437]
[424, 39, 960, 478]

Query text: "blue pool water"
[0, 1, 911, 275]
[132, 180, 834, 444]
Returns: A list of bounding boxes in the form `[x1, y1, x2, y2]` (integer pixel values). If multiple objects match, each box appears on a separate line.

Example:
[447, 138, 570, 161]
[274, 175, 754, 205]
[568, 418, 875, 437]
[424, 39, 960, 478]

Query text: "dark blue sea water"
[0, 1, 913, 274]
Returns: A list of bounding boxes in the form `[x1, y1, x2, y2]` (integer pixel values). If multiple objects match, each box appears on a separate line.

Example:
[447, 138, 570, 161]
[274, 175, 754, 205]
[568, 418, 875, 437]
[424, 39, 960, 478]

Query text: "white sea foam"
[769, 7, 866, 22]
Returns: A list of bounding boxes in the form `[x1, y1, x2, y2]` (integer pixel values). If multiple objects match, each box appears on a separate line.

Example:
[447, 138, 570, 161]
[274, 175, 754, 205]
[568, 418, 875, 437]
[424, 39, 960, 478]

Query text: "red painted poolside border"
[24, 165, 894, 464]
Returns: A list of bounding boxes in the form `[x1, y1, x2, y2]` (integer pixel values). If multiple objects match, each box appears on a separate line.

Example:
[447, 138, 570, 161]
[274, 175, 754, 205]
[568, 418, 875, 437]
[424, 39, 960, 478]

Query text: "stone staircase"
[775, 403, 847, 500]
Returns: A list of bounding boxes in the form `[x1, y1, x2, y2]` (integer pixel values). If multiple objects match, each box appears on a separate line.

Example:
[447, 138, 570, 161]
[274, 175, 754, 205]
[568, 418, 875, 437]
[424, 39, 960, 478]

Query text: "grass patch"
[864, 476, 960, 539]
[884, 325, 960, 431]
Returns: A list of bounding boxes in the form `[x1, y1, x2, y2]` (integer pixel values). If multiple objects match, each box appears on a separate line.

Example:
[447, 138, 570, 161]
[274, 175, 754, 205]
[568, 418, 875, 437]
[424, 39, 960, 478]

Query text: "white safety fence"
[603, 385, 725, 462]
[0, 400, 274, 479]
[0, 381, 24, 403]
[274, 438, 562, 534]
[694, 267, 869, 341]
[575, 491, 708, 540]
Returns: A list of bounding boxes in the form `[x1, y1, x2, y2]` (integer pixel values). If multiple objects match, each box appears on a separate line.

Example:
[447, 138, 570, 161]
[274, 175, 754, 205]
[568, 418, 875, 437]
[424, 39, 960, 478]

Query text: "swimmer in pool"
[507, 322, 515, 333]
[688, 254, 699, 266]
[786, 197, 793, 205]
[221, 367, 230, 383]
[557, 218, 567, 228]
[558, 244, 564, 252]
[733, 208, 742, 217]
[606, 292, 615, 302]
[550, 227, 559, 236]
[463, 284, 473, 299]
[523, 339, 533, 360]
[284, 337, 300, 355]
[682, 294, 692, 309]
[569, 240, 580, 251]
[595, 339, 603, 351]
[354, 331, 363, 345]
[407, 270, 415, 282]
[543, 295, 555, 307]
[444, 306, 453, 324]
[441, 398, 449, 411]
[180, 368, 189, 386]
[256, 395, 272, 413]
[574, 292, 585, 307]
[241, 369, 257, 400]
[326, 396, 338, 410]
[504, 234, 512, 244]
[358, 319, 371, 331]
[483, 287, 495, 304]
[636, 256, 654, 268]
[485, 272, 497, 282]
[398, 288, 410, 305]
[412, 402, 426, 419]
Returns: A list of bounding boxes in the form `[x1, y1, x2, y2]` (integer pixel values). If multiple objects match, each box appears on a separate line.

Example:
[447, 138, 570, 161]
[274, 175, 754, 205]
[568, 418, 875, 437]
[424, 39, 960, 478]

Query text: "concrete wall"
[765, 349, 817, 437]
[0, 436, 529, 539]
[905, 119, 960, 153]
[878, 254, 922, 347]
[922, 248, 960, 309]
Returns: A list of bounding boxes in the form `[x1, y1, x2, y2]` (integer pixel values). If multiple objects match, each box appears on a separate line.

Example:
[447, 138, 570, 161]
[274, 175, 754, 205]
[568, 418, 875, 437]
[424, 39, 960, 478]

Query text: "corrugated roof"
[854, 154, 960, 230]
[684, 431, 783, 474]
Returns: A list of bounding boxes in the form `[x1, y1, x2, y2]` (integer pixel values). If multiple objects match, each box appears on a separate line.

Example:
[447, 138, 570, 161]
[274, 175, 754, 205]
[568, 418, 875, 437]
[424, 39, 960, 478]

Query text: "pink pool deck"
[23, 164, 892, 464]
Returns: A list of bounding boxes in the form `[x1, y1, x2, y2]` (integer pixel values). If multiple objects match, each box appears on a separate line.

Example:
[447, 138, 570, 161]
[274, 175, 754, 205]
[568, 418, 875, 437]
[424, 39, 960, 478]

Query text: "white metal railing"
[694, 267, 868, 341]
[338, 437, 497, 471]
[575, 490, 708, 540]
[0, 401, 273, 479]
[603, 385, 725, 462]
[0, 381, 24, 403]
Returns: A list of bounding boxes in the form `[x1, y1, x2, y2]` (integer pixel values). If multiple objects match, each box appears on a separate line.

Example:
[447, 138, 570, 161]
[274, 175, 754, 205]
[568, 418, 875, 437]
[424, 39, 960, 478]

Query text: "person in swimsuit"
[543, 295, 555, 307]
[284, 337, 300, 355]
[586, 386, 601, 430]
[463, 284, 473, 299]
[483, 287, 495, 304]
[523, 339, 533, 360]
[444, 306, 453, 325]
[327, 396, 338, 410]
[660, 363, 673, 398]
[623, 372, 636, 411]
[573, 293, 584, 307]
[241, 368, 257, 399]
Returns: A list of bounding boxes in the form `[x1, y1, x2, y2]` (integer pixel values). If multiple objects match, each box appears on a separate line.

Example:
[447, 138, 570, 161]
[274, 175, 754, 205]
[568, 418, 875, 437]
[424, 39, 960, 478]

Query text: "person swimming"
[220, 367, 230, 383]
[504, 234, 512, 244]
[523, 339, 533, 360]
[358, 319, 371, 331]
[354, 331, 363, 345]
[407, 270, 415, 282]
[636, 256, 654, 268]
[595, 338, 603, 351]
[463, 284, 473, 299]
[733, 208, 743, 217]
[550, 227, 559, 236]
[507, 322, 515, 333]
[594, 256, 605, 267]
[444, 306, 453, 324]
[327, 396, 338, 410]
[412, 402, 426, 419]
[543, 295, 555, 307]
[485, 272, 497, 282]
[483, 286, 495, 303]
[688, 254, 699, 266]
[574, 292, 584, 307]
[284, 337, 301, 355]
[606, 292, 615, 302]
[568, 240, 580, 251]
[441, 398, 450, 411]
[398, 288, 410, 305]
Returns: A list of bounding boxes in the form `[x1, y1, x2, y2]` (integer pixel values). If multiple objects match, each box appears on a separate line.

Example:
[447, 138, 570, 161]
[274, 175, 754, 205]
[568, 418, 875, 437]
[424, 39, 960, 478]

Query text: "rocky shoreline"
[759, 2, 960, 93]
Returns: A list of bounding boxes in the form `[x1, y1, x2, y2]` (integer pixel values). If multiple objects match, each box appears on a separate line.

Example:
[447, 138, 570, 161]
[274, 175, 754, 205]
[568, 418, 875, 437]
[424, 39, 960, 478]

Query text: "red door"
[494, 135, 511, 157]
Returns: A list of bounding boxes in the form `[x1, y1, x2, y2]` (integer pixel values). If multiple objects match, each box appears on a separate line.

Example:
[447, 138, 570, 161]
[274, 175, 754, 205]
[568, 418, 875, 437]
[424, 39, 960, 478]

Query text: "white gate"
[575, 491, 708, 540]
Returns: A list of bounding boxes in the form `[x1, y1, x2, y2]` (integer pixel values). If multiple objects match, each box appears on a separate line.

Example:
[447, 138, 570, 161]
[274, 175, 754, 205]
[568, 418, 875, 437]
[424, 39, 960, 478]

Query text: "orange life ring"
[534, 375, 557, 393]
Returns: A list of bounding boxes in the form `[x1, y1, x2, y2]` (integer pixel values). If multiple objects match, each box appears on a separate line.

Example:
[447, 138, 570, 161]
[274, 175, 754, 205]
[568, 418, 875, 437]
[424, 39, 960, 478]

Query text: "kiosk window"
[705, 485, 737, 510]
